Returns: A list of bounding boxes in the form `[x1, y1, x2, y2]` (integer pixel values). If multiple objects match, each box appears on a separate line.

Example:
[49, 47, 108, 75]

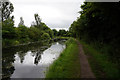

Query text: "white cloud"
[10, 0, 85, 30]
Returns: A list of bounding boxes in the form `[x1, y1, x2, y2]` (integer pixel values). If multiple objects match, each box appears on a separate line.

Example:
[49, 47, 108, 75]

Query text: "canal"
[2, 40, 66, 79]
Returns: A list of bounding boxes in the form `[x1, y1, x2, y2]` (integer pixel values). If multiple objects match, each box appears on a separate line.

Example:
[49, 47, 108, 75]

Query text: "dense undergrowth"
[80, 40, 120, 78]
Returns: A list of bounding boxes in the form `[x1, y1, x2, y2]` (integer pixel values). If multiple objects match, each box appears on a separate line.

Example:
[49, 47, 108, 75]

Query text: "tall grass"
[80, 40, 119, 78]
[46, 38, 81, 78]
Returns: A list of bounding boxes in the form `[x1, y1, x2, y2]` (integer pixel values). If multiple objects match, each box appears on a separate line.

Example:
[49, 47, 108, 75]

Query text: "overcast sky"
[10, 0, 84, 30]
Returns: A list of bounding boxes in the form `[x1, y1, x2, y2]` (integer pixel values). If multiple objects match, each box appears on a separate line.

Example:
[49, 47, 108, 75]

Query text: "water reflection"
[34, 51, 42, 65]
[2, 41, 66, 79]
[2, 54, 15, 79]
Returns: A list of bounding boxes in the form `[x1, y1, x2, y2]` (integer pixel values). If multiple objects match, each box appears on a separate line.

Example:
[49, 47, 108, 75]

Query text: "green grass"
[46, 38, 81, 78]
[55, 36, 70, 40]
[80, 40, 119, 78]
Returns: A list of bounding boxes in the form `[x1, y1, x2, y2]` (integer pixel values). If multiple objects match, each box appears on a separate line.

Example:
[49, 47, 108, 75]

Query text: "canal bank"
[46, 38, 81, 78]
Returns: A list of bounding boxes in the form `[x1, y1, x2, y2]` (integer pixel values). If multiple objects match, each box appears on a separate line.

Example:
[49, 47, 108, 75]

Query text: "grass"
[54, 36, 70, 40]
[46, 38, 81, 78]
[79, 40, 119, 78]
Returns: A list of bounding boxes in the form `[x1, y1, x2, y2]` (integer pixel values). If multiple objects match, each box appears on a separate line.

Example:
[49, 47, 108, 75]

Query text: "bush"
[41, 33, 51, 40]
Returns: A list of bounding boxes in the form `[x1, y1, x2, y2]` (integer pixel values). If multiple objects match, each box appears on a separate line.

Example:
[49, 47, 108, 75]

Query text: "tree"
[69, 2, 120, 62]
[2, 18, 16, 39]
[28, 26, 42, 41]
[52, 29, 58, 36]
[1, 1, 14, 21]
[41, 33, 51, 40]
[17, 25, 29, 43]
[2, 1, 54, 47]
[18, 17, 24, 26]
[58, 29, 67, 37]
[34, 13, 41, 26]
[1, 1, 15, 39]
[1, 1, 16, 47]
[31, 21, 36, 27]
[45, 29, 53, 38]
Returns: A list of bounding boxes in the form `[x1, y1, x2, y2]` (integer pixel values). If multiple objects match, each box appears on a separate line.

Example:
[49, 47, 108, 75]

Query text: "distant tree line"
[1, 1, 53, 48]
[1, 1, 69, 48]
[1, 2, 53, 48]
[69, 2, 120, 63]
[52, 29, 71, 37]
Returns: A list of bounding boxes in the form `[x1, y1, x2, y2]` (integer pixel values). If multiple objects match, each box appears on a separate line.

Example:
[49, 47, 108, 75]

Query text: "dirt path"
[77, 41, 95, 78]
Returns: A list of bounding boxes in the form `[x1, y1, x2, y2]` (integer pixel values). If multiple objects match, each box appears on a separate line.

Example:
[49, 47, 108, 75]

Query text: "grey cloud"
[10, 0, 84, 30]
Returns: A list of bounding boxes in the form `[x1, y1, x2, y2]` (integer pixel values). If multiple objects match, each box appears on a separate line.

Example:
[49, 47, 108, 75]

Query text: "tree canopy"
[69, 2, 120, 62]
[2, 2, 54, 48]
[1, 1, 14, 21]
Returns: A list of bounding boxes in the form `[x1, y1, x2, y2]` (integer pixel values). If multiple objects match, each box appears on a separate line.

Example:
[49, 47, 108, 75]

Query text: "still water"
[2, 41, 66, 79]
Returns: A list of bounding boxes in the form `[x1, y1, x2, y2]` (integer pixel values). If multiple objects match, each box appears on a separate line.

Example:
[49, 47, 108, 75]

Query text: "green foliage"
[14, 40, 20, 45]
[80, 40, 120, 78]
[46, 38, 81, 78]
[1, 2, 14, 21]
[2, 18, 17, 39]
[2, 4, 54, 48]
[17, 25, 29, 43]
[41, 33, 51, 40]
[68, 2, 120, 78]
[52, 29, 70, 37]
[58, 29, 68, 37]
[69, 2, 120, 66]
[2, 17, 18, 47]
[28, 26, 42, 41]
[45, 29, 53, 38]
[52, 29, 58, 36]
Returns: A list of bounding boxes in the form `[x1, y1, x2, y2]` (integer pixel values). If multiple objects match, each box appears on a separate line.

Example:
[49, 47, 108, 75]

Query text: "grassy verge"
[55, 36, 70, 39]
[46, 38, 81, 78]
[80, 40, 119, 78]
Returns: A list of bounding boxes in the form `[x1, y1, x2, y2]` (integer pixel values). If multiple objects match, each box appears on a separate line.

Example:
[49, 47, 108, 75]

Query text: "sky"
[10, 0, 85, 30]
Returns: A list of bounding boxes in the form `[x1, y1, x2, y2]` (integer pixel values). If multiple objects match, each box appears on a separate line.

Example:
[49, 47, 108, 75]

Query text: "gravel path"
[77, 41, 95, 78]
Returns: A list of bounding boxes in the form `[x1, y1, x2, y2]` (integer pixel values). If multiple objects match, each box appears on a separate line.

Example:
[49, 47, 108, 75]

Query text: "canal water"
[2, 40, 66, 79]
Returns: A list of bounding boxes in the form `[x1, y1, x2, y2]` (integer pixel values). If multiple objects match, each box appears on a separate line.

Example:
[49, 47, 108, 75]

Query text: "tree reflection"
[2, 41, 51, 79]
[34, 51, 42, 65]
[34, 46, 49, 65]
[2, 54, 15, 79]
[31, 50, 37, 57]
[17, 51, 26, 63]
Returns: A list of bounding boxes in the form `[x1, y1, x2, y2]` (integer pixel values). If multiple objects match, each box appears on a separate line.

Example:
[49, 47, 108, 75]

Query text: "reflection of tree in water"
[31, 50, 37, 57]
[17, 51, 26, 63]
[34, 46, 48, 65]
[34, 51, 42, 65]
[2, 54, 15, 79]
[2, 41, 51, 79]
